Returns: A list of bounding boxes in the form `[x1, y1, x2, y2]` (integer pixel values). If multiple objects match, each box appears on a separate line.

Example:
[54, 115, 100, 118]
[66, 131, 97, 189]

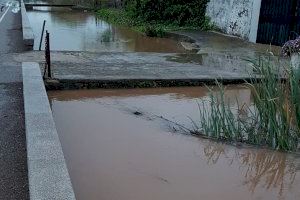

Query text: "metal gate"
[257, 0, 300, 46]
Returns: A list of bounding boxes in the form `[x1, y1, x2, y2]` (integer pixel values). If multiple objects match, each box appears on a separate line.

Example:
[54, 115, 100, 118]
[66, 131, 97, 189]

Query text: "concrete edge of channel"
[20, 0, 34, 47]
[44, 77, 254, 90]
[22, 62, 76, 200]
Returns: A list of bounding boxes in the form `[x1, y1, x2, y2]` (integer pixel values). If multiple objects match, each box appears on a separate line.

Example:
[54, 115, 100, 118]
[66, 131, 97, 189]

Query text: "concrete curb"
[45, 77, 254, 90]
[21, 0, 34, 47]
[22, 62, 76, 200]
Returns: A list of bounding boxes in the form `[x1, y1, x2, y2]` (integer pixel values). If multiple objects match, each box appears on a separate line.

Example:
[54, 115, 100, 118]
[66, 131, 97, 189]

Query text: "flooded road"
[48, 86, 300, 200]
[26, 6, 186, 52]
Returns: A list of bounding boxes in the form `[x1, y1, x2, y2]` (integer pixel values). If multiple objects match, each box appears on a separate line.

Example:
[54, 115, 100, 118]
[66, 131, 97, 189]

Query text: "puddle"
[26, 3, 186, 52]
[48, 86, 300, 200]
[165, 53, 204, 64]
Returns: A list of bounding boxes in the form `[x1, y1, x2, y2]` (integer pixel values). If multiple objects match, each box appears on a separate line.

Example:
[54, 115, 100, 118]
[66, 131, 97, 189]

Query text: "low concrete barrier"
[22, 62, 76, 200]
[21, 0, 34, 47]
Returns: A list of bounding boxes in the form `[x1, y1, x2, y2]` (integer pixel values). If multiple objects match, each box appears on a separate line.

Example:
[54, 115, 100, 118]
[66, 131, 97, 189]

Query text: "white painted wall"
[249, 0, 262, 42]
[206, 0, 261, 42]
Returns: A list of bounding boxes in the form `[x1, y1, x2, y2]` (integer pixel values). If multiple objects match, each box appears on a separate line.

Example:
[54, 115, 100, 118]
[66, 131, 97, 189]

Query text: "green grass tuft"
[194, 57, 300, 152]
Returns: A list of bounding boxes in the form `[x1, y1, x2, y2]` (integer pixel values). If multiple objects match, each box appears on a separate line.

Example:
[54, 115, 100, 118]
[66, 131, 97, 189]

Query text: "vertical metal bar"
[45, 31, 51, 78]
[39, 20, 46, 51]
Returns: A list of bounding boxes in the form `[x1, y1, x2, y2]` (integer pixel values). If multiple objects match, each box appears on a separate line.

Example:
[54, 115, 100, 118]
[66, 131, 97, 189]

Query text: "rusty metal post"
[39, 20, 46, 51]
[45, 31, 51, 78]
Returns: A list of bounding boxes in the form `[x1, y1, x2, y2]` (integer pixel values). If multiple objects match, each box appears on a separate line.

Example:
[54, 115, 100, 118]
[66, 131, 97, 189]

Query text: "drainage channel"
[48, 87, 300, 200]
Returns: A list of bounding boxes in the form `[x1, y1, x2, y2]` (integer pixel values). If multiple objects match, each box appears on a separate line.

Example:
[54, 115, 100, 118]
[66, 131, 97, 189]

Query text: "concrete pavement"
[15, 51, 253, 80]
[0, 1, 29, 199]
[13, 51, 275, 90]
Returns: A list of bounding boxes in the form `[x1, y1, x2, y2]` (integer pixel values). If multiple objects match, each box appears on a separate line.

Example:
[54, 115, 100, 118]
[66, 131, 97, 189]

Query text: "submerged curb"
[45, 78, 253, 90]
[22, 62, 76, 200]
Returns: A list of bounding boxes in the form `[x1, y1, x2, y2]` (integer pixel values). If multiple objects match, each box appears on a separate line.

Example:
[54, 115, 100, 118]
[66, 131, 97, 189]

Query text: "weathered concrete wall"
[206, 0, 261, 42]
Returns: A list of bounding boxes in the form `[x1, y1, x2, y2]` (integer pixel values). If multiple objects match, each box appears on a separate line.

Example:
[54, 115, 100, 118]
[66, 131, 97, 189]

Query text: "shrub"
[144, 25, 166, 37]
[282, 37, 300, 57]
[124, 0, 210, 27]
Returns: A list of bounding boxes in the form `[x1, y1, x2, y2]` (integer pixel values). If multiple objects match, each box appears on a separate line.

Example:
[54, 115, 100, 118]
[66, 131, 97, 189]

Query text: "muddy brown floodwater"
[26, 6, 186, 52]
[48, 86, 300, 200]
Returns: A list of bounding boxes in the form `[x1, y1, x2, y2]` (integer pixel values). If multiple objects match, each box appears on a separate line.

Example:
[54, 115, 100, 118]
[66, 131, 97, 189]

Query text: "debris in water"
[133, 111, 143, 116]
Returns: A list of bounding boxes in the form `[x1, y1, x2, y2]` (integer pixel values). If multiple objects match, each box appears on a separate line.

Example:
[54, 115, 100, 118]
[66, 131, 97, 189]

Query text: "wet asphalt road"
[0, 1, 29, 199]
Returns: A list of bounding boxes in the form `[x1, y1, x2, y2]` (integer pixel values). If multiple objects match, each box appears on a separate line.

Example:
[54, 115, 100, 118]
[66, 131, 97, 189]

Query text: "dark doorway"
[257, 0, 300, 46]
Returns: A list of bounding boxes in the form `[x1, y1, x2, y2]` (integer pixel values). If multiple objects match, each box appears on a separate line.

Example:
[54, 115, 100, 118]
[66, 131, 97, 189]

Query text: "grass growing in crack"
[194, 57, 300, 152]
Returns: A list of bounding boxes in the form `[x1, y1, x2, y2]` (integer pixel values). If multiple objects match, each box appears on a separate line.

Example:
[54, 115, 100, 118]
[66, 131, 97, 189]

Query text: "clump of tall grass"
[195, 57, 300, 151]
[197, 81, 244, 142]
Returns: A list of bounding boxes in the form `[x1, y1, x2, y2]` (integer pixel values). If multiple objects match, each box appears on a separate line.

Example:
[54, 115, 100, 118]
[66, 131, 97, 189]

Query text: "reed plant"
[198, 82, 244, 142]
[195, 57, 300, 151]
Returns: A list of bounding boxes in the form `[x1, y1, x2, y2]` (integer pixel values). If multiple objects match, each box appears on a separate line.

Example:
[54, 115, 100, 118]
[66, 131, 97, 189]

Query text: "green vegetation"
[97, 8, 134, 27]
[101, 29, 112, 42]
[194, 58, 300, 152]
[97, 0, 212, 37]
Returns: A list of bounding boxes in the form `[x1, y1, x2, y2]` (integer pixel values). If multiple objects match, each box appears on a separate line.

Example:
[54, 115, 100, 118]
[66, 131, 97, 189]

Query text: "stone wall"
[206, 0, 261, 42]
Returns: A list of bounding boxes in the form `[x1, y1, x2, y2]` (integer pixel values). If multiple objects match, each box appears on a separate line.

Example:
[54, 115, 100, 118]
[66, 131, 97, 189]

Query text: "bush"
[282, 37, 300, 57]
[97, 8, 132, 25]
[97, 0, 211, 37]
[144, 25, 165, 37]
[124, 0, 210, 27]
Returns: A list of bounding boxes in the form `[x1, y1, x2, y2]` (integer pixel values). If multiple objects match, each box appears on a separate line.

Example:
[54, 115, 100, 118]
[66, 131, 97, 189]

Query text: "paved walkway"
[15, 51, 255, 81]
[0, 1, 29, 199]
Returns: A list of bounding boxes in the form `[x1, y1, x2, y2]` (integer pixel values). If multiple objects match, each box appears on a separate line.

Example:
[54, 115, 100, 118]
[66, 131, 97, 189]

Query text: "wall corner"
[249, 0, 262, 43]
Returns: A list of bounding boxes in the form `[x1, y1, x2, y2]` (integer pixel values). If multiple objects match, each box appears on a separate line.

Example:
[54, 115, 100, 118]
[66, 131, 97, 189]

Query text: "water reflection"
[26, 7, 186, 52]
[48, 85, 250, 102]
[49, 86, 252, 131]
[48, 86, 299, 200]
[203, 142, 299, 199]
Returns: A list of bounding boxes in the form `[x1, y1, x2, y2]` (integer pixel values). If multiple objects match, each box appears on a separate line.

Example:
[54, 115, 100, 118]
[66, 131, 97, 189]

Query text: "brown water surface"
[48, 86, 300, 200]
[26, 5, 186, 52]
